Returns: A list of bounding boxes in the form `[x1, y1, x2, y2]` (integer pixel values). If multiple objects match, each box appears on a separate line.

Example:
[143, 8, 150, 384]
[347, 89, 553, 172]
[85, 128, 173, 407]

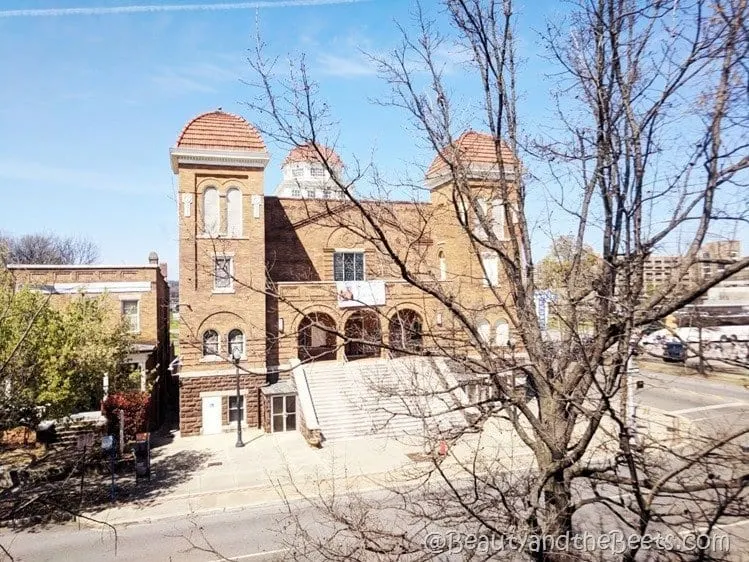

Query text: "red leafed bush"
[101, 391, 152, 444]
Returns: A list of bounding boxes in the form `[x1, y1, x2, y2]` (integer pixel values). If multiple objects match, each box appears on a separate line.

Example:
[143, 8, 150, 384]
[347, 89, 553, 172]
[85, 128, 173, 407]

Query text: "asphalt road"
[0, 501, 295, 562]
[635, 367, 749, 426]
[2, 369, 748, 562]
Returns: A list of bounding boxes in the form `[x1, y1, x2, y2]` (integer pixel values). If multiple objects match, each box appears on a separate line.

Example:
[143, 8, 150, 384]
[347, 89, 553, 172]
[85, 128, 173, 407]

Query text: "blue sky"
[0, 1, 744, 276]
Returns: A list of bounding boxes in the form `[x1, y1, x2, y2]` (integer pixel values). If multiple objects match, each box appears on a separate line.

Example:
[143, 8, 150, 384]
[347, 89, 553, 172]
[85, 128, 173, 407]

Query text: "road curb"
[637, 360, 748, 385]
[75, 478, 395, 528]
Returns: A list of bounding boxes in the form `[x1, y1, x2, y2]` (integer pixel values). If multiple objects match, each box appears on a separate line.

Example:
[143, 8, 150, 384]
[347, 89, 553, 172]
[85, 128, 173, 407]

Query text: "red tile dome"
[283, 143, 343, 168]
[176, 110, 266, 152]
[427, 131, 515, 178]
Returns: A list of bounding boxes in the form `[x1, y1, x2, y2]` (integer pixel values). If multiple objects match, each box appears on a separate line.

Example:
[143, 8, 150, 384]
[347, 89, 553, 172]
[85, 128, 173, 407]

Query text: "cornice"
[170, 147, 270, 173]
[426, 164, 517, 190]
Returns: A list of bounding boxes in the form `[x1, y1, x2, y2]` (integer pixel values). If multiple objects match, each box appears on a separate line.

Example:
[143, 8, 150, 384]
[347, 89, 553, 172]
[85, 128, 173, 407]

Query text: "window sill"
[200, 355, 248, 364]
[200, 355, 223, 363]
[212, 288, 235, 294]
[198, 233, 249, 240]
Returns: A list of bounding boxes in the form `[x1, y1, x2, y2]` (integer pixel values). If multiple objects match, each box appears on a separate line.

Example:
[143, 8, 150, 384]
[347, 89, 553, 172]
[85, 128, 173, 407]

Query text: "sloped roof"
[426, 131, 515, 178]
[283, 143, 344, 168]
[176, 110, 267, 152]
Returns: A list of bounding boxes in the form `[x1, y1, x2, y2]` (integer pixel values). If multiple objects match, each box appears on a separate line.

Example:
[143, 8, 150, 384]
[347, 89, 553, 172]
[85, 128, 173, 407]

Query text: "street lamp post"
[232, 348, 245, 448]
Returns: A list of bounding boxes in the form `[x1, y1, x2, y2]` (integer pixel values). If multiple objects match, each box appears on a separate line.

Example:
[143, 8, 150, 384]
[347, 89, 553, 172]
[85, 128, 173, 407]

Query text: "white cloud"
[151, 61, 240, 96]
[316, 53, 377, 77]
[0, 0, 367, 18]
[315, 37, 470, 79]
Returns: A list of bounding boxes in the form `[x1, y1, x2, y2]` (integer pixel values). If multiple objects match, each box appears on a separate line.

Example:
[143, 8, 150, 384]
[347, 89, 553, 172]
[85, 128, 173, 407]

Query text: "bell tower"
[170, 110, 270, 375]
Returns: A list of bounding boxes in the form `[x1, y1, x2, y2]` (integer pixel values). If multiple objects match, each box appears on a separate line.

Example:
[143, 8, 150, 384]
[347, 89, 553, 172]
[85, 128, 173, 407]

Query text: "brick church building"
[171, 110, 516, 441]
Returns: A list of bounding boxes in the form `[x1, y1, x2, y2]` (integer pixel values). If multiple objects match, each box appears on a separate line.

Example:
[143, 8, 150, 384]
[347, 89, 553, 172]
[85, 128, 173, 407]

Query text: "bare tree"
[0, 232, 99, 266]
[223, 0, 749, 559]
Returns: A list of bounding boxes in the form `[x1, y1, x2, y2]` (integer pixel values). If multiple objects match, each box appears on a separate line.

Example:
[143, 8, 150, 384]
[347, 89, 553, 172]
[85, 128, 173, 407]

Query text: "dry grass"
[0, 427, 45, 468]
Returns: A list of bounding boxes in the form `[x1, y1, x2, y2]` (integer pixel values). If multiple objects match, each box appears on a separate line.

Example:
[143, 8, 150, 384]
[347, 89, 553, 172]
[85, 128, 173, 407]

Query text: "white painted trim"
[7, 264, 158, 270]
[426, 164, 517, 190]
[29, 281, 152, 295]
[170, 147, 270, 173]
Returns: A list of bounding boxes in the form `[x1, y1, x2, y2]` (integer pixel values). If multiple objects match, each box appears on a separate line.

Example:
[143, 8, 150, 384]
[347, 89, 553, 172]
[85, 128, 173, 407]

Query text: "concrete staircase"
[303, 358, 468, 442]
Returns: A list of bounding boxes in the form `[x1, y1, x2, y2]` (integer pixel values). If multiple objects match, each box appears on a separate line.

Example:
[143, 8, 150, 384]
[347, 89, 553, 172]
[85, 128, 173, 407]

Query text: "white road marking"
[207, 548, 289, 561]
[670, 402, 748, 415]
[715, 519, 749, 530]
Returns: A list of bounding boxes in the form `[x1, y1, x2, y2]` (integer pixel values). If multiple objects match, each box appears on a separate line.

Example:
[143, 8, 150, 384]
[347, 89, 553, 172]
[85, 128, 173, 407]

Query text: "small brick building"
[7, 256, 174, 426]
[171, 110, 518, 438]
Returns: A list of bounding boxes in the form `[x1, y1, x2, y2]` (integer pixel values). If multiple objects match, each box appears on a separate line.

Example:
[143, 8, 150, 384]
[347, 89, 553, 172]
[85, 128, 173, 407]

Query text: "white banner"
[336, 280, 386, 308]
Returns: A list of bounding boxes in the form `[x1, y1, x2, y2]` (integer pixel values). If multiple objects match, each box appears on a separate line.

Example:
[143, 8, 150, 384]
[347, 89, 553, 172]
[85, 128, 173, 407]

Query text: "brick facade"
[171, 112, 519, 437]
[7, 260, 174, 425]
[8, 264, 169, 350]
[179, 372, 267, 435]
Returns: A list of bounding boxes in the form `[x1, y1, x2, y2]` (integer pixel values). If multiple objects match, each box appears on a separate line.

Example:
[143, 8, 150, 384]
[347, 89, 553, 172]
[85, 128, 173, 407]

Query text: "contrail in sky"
[0, 0, 365, 18]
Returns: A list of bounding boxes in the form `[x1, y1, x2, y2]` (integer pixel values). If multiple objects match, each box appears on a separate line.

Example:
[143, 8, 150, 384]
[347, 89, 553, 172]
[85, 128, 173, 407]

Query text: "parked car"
[663, 341, 687, 362]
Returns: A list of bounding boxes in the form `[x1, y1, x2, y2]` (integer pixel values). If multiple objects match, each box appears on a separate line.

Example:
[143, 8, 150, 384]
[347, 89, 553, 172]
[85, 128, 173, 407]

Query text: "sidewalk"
[83, 428, 492, 526]
[80, 406, 682, 527]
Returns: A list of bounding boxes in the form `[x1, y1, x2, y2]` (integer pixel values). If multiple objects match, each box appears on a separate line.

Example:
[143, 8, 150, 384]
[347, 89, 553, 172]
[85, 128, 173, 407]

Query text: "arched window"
[226, 188, 243, 237]
[474, 197, 489, 238]
[492, 199, 506, 240]
[203, 187, 220, 236]
[438, 251, 447, 281]
[388, 309, 423, 357]
[456, 195, 469, 227]
[228, 329, 244, 358]
[202, 329, 219, 356]
[495, 320, 510, 347]
[298, 313, 337, 362]
[477, 319, 491, 343]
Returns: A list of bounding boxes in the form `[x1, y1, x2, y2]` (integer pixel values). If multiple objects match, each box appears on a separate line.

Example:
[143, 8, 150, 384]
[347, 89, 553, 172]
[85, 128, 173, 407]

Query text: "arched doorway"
[388, 309, 424, 357]
[298, 312, 337, 362]
[344, 311, 382, 360]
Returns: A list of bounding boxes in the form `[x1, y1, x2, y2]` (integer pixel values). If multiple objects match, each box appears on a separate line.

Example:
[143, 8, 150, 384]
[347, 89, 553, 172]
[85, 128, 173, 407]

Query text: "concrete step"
[305, 358, 470, 442]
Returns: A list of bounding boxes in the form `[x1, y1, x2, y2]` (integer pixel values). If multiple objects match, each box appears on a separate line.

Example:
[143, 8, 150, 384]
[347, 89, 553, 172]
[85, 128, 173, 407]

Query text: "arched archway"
[297, 312, 337, 362]
[344, 311, 382, 360]
[388, 309, 424, 357]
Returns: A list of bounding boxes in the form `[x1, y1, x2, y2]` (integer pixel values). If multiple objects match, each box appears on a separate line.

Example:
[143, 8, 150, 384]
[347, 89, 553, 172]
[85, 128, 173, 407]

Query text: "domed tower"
[426, 130, 516, 190]
[275, 143, 345, 199]
[426, 131, 519, 344]
[426, 130, 517, 241]
[170, 110, 270, 436]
